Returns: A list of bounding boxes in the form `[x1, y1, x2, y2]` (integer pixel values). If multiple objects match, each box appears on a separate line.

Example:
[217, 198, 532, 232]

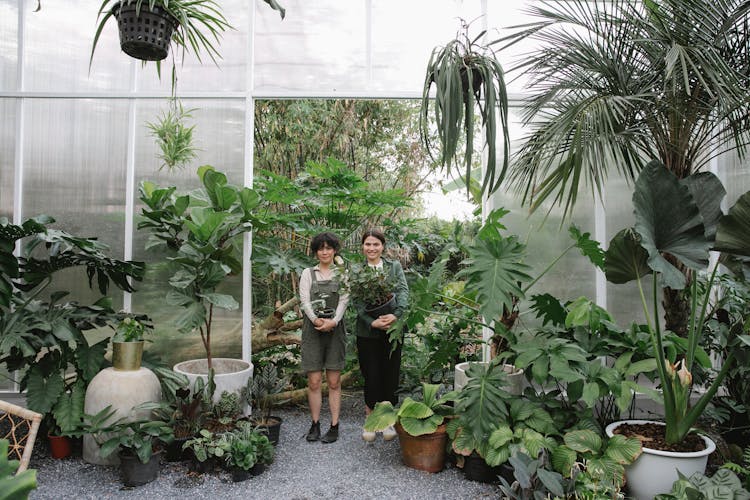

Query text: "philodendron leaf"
[633, 161, 711, 289]
[715, 191, 750, 257]
[52, 380, 85, 434]
[605, 228, 651, 284]
[569, 225, 605, 270]
[458, 235, 532, 322]
[25, 368, 64, 414]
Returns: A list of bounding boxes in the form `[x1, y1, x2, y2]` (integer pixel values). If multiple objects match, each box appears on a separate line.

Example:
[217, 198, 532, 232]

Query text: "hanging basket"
[113, 2, 179, 61]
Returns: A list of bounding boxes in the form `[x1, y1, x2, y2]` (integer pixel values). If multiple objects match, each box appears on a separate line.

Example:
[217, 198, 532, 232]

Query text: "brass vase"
[112, 341, 144, 371]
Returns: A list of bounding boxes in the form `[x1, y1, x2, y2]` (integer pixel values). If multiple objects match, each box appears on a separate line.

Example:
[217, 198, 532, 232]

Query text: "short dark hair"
[361, 228, 386, 245]
[310, 232, 341, 253]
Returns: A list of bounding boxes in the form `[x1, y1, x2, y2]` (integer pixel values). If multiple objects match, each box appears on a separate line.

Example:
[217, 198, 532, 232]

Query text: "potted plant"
[447, 359, 556, 483]
[96, 418, 174, 487]
[602, 161, 750, 499]
[345, 264, 397, 318]
[364, 383, 457, 473]
[138, 166, 261, 409]
[91, 0, 232, 65]
[249, 363, 289, 445]
[0, 215, 145, 460]
[111, 317, 151, 371]
[181, 428, 226, 473]
[222, 421, 275, 482]
[419, 17, 511, 197]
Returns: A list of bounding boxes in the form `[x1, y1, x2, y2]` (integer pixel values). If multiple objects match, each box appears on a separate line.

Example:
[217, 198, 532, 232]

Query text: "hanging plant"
[420, 18, 511, 197]
[146, 99, 199, 171]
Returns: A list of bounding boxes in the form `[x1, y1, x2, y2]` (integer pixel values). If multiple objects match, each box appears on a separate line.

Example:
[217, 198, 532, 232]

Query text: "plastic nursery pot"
[253, 416, 282, 446]
[119, 449, 162, 487]
[48, 434, 72, 459]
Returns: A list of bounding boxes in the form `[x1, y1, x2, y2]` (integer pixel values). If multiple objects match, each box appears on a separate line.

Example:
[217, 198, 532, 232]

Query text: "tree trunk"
[251, 297, 303, 353]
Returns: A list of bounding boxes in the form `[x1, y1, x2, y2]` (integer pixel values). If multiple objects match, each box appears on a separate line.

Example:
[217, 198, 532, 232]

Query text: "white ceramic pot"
[174, 358, 253, 415]
[453, 361, 525, 395]
[605, 420, 715, 500]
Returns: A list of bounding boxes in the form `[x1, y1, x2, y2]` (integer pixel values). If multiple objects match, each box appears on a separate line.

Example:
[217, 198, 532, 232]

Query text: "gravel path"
[30, 389, 499, 499]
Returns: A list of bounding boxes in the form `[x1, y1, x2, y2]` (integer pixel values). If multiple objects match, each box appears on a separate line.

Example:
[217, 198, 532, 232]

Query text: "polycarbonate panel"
[721, 151, 750, 207]
[370, 0, 483, 93]
[489, 108, 597, 321]
[137, 0, 248, 93]
[22, 99, 129, 306]
[24, 0, 131, 92]
[0, 0, 17, 90]
[254, 0, 368, 93]
[604, 173, 647, 327]
[0, 99, 14, 219]
[131, 99, 246, 367]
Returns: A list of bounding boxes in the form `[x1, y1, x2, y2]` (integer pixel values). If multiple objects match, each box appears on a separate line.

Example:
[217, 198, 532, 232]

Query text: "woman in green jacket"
[354, 229, 408, 442]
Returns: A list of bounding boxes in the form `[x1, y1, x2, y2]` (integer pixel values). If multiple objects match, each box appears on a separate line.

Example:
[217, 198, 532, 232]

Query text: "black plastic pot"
[364, 295, 395, 318]
[253, 416, 282, 445]
[463, 452, 509, 484]
[250, 463, 266, 476]
[231, 466, 252, 482]
[113, 1, 178, 61]
[165, 436, 190, 462]
[119, 449, 161, 487]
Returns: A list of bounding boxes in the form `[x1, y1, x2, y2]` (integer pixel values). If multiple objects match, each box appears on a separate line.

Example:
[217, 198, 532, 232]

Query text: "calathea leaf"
[632, 161, 711, 289]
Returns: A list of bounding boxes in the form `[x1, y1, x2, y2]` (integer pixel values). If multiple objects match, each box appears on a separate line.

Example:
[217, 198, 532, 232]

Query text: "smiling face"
[316, 243, 335, 266]
[362, 235, 384, 265]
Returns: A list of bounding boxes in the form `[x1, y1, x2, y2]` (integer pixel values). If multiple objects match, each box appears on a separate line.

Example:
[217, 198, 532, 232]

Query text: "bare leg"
[307, 371, 323, 422]
[326, 370, 341, 426]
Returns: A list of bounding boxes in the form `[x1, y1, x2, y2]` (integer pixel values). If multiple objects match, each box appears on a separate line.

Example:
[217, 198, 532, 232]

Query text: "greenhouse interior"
[2, 0, 750, 498]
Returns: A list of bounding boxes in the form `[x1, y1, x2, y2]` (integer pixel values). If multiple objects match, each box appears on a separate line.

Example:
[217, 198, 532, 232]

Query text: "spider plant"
[420, 18, 511, 197]
[146, 99, 199, 172]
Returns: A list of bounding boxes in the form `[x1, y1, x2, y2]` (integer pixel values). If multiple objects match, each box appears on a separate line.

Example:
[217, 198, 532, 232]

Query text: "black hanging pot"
[112, 1, 179, 61]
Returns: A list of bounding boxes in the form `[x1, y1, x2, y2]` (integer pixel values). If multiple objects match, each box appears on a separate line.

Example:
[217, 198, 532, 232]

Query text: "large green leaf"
[458, 235, 532, 322]
[400, 413, 443, 436]
[200, 293, 239, 311]
[363, 402, 398, 432]
[715, 191, 750, 258]
[605, 228, 651, 284]
[681, 172, 725, 239]
[25, 368, 64, 414]
[633, 162, 711, 289]
[551, 445, 577, 477]
[52, 380, 85, 434]
[563, 429, 601, 453]
[397, 398, 433, 420]
[604, 434, 642, 465]
[455, 360, 511, 446]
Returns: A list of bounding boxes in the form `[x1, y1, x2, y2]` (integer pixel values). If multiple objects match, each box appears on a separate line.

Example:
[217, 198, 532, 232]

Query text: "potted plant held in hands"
[603, 161, 750, 499]
[138, 166, 261, 411]
[364, 383, 457, 473]
[346, 264, 397, 319]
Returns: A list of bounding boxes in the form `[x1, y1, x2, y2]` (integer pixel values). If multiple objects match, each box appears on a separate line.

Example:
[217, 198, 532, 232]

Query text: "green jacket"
[354, 258, 409, 338]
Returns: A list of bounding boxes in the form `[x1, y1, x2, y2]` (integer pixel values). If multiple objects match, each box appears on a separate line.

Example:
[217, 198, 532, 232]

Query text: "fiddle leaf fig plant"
[604, 161, 750, 444]
[138, 166, 261, 370]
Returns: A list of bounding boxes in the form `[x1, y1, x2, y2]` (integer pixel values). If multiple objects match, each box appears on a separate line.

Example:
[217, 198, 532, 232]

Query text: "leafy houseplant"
[138, 166, 260, 370]
[146, 99, 199, 172]
[604, 161, 750, 445]
[249, 363, 289, 445]
[345, 264, 397, 314]
[420, 18, 510, 196]
[222, 422, 275, 481]
[91, 0, 232, 67]
[655, 468, 750, 500]
[364, 383, 457, 472]
[0, 439, 37, 500]
[0, 216, 144, 439]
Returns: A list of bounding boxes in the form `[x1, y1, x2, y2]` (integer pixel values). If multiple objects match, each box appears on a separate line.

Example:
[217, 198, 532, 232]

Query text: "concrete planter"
[173, 358, 253, 415]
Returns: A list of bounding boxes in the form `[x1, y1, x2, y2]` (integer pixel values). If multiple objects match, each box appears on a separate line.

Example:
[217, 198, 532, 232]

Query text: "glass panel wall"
[0, 99, 15, 219]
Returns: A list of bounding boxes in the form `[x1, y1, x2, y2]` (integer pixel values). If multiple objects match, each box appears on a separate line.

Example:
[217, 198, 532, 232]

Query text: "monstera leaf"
[632, 161, 713, 289]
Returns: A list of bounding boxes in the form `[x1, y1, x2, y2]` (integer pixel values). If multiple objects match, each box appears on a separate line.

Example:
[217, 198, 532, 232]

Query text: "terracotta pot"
[48, 434, 72, 459]
[394, 422, 448, 473]
[606, 420, 716, 500]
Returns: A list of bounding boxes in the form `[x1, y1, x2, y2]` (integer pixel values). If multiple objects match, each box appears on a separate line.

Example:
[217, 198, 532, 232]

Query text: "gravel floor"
[30, 389, 499, 499]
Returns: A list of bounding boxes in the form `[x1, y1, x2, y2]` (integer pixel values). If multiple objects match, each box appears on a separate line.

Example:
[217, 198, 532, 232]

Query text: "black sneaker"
[321, 423, 339, 444]
[306, 421, 320, 442]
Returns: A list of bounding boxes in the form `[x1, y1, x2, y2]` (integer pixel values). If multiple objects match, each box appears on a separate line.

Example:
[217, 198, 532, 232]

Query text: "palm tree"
[499, 0, 750, 334]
